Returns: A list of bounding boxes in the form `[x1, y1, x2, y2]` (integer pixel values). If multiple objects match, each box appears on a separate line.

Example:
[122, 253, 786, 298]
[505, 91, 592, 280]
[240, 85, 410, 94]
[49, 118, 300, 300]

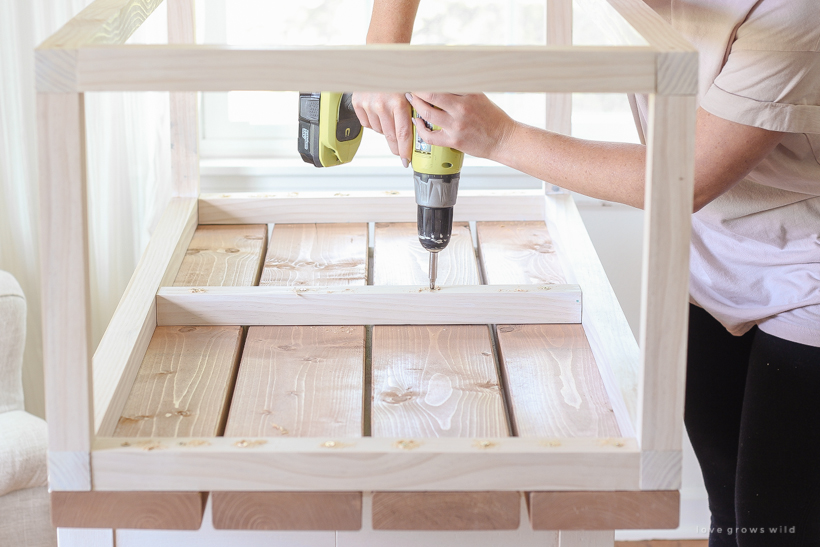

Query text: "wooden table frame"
[37, 0, 696, 539]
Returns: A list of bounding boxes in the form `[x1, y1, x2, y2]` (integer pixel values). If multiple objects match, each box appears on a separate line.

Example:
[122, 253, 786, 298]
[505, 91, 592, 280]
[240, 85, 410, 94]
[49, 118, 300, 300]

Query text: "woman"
[353, 1, 820, 545]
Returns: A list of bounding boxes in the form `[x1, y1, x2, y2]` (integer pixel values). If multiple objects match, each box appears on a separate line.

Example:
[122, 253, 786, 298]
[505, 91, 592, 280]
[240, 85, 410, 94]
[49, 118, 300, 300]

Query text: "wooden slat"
[546, 0, 572, 135]
[374, 222, 478, 286]
[371, 222, 517, 530]
[529, 490, 679, 530]
[544, 195, 640, 440]
[173, 224, 267, 287]
[372, 492, 521, 530]
[156, 284, 583, 326]
[94, 197, 197, 436]
[51, 491, 206, 530]
[212, 491, 362, 531]
[638, 94, 695, 489]
[371, 325, 507, 438]
[37, 45, 659, 93]
[168, 0, 199, 198]
[38, 92, 92, 491]
[223, 326, 365, 438]
[91, 436, 641, 492]
[477, 221, 566, 285]
[112, 326, 243, 437]
[213, 223, 368, 530]
[199, 190, 545, 225]
[260, 223, 368, 287]
[495, 324, 620, 438]
[476, 222, 620, 439]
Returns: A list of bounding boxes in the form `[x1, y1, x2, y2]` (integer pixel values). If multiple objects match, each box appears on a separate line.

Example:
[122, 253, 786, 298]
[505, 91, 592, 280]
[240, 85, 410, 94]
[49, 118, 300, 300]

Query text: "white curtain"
[0, 0, 172, 418]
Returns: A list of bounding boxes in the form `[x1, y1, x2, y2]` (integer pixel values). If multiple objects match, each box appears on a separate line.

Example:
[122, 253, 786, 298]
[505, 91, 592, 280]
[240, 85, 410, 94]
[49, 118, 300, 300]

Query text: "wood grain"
[199, 190, 545, 224]
[372, 492, 520, 530]
[495, 324, 620, 438]
[638, 95, 695, 489]
[529, 491, 679, 530]
[215, 224, 366, 530]
[113, 326, 243, 437]
[371, 223, 516, 529]
[168, 0, 199, 198]
[261, 223, 367, 287]
[51, 491, 206, 530]
[546, 0, 572, 135]
[374, 222, 478, 286]
[224, 326, 365, 438]
[212, 492, 362, 530]
[91, 436, 641, 492]
[173, 224, 266, 287]
[371, 325, 507, 438]
[477, 221, 566, 285]
[94, 197, 197, 437]
[156, 284, 583, 326]
[38, 92, 92, 490]
[477, 221, 619, 438]
[53, 45, 659, 93]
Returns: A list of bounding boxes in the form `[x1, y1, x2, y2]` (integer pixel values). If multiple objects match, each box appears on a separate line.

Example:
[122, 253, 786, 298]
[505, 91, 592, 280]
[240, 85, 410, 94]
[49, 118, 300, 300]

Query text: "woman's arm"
[352, 0, 421, 168]
[407, 93, 785, 212]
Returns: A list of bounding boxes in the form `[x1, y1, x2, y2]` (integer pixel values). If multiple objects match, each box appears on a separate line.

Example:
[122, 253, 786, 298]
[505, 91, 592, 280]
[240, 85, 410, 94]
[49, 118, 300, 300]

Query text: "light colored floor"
[618, 541, 708, 547]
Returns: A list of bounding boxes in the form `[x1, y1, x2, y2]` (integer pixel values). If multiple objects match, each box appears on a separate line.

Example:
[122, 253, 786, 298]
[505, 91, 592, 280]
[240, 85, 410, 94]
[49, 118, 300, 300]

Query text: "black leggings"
[685, 304, 820, 547]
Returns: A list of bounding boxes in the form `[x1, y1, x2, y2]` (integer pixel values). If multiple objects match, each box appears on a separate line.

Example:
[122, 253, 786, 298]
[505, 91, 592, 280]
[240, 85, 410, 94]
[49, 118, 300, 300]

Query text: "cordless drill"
[298, 92, 464, 289]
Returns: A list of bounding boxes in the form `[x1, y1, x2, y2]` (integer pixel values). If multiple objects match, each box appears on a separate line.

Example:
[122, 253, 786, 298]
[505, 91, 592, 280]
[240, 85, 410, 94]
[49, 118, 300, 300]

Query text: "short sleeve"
[700, 0, 820, 133]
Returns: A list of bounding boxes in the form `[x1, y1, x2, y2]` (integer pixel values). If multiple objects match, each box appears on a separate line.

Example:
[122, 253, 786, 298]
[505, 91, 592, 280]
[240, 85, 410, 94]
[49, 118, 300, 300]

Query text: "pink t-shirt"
[633, 0, 820, 347]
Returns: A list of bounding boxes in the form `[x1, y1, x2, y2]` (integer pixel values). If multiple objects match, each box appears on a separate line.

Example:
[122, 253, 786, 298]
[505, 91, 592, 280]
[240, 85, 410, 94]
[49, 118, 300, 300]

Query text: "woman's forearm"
[494, 123, 647, 208]
[366, 0, 420, 43]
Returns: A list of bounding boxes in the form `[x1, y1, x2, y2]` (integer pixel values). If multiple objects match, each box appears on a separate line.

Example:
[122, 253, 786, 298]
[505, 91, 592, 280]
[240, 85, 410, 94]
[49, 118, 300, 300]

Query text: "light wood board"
[477, 222, 619, 438]
[261, 223, 367, 286]
[51, 491, 206, 530]
[173, 224, 266, 287]
[215, 223, 367, 530]
[477, 221, 566, 285]
[199, 190, 545, 225]
[224, 326, 365, 438]
[371, 222, 516, 530]
[112, 326, 243, 437]
[373, 222, 479, 286]
[529, 490, 679, 530]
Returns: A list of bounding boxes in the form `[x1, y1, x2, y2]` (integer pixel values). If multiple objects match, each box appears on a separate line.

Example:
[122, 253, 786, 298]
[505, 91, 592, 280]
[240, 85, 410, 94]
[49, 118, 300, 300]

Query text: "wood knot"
[224, 248, 240, 253]
[244, 235, 263, 240]
[178, 326, 196, 333]
[394, 439, 421, 450]
[498, 326, 516, 333]
[473, 440, 498, 450]
[277, 345, 296, 351]
[381, 390, 415, 404]
[186, 249, 201, 255]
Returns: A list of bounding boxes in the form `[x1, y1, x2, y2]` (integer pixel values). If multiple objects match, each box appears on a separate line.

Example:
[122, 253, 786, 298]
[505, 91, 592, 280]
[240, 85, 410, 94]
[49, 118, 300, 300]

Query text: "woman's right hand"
[352, 92, 414, 168]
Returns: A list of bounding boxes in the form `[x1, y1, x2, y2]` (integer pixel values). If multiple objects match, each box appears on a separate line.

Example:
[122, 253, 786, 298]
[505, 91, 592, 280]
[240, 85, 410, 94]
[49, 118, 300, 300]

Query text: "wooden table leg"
[558, 530, 615, 547]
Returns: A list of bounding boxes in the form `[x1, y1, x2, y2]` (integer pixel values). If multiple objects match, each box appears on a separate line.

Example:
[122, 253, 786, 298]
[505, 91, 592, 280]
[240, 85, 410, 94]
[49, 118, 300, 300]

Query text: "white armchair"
[0, 270, 56, 546]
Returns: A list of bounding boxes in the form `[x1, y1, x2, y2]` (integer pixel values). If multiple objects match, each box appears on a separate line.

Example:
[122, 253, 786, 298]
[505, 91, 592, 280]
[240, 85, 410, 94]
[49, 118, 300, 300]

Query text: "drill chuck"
[414, 171, 459, 253]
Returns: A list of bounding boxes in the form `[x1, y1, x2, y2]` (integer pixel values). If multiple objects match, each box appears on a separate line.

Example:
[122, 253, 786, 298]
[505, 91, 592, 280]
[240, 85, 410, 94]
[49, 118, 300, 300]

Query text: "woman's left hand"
[405, 92, 518, 161]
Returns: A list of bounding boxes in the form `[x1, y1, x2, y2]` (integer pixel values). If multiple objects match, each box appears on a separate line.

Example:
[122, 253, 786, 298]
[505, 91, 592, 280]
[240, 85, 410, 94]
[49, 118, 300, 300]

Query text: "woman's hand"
[405, 92, 518, 161]
[352, 92, 414, 167]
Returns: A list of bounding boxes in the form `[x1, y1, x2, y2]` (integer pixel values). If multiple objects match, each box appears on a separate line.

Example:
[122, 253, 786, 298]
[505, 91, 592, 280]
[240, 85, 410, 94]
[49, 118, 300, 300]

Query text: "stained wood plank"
[51, 491, 206, 530]
[173, 224, 266, 287]
[212, 491, 362, 531]
[260, 223, 367, 286]
[214, 223, 367, 530]
[113, 326, 242, 437]
[477, 221, 619, 438]
[373, 222, 478, 286]
[372, 492, 520, 530]
[477, 221, 566, 285]
[224, 325, 365, 438]
[529, 490, 679, 530]
[371, 222, 516, 529]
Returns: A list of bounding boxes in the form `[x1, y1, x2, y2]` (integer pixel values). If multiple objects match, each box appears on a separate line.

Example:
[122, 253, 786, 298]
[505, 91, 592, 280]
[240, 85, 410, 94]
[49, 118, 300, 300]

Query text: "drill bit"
[428, 251, 438, 290]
